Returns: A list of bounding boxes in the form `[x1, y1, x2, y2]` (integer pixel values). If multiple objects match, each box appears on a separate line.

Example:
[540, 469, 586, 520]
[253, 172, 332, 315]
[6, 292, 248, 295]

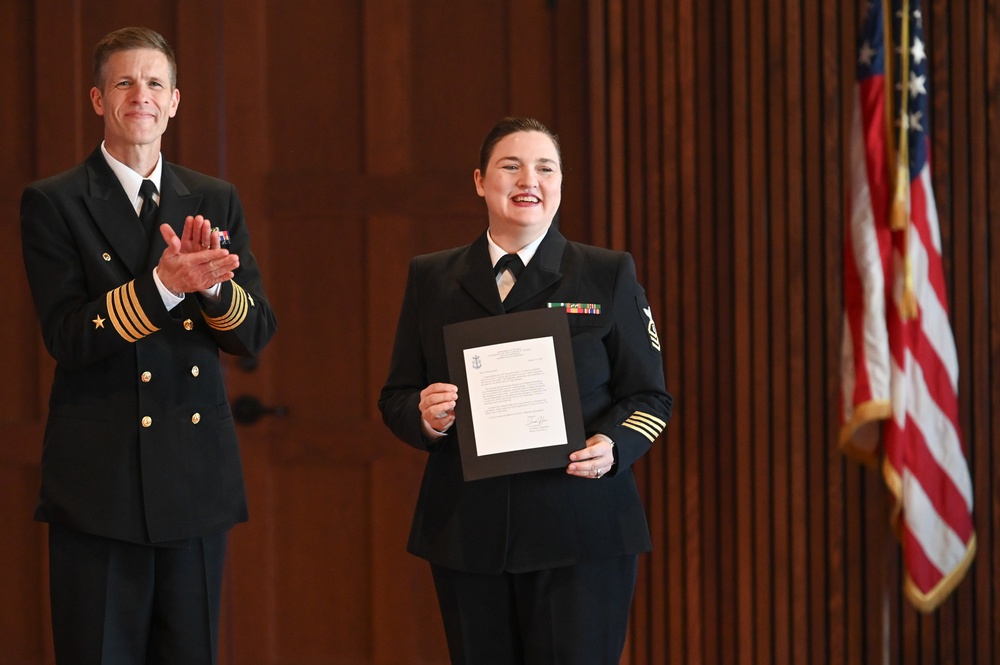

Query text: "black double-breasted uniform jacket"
[379, 226, 672, 574]
[20, 147, 277, 545]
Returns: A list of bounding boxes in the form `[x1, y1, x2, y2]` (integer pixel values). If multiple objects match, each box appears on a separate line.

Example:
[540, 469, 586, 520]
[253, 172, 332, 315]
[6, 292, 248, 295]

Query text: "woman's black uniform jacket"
[379, 226, 672, 574]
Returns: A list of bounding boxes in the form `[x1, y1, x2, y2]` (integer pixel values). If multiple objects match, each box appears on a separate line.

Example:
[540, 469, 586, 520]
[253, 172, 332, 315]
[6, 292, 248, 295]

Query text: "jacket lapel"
[456, 233, 506, 315]
[84, 149, 149, 277]
[500, 227, 566, 312]
[455, 226, 568, 315]
[83, 152, 207, 276]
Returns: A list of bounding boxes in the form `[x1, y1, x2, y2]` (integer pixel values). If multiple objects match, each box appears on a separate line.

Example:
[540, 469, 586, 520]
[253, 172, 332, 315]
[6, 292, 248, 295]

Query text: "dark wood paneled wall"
[588, 2, 1000, 664]
[2, 0, 997, 663]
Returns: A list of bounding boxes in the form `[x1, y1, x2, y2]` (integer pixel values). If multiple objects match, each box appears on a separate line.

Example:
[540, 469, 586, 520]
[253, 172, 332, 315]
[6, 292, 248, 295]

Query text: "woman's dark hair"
[478, 117, 561, 173]
[93, 27, 177, 90]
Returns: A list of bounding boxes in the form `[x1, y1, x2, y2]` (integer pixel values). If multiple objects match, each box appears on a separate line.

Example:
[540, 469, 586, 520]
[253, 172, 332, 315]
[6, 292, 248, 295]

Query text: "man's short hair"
[93, 26, 177, 90]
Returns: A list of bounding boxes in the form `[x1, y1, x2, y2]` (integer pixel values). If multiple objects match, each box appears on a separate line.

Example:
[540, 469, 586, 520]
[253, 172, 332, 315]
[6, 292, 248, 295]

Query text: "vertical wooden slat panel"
[983, 1, 1000, 664]
[550, 2, 590, 244]
[665, 0, 689, 627]
[728, 0, 755, 662]
[818, 0, 840, 646]
[830, 4, 852, 661]
[607, 0, 626, 249]
[677, 1, 702, 664]
[650, 1, 681, 663]
[783, 0, 809, 661]
[693, 0, 721, 660]
[626, 2, 656, 664]
[623, 0, 643, 252]
[588, 0, 609, 250]
[709, 3, 737, 663]
[746, 1, 774, 663]
[979, 0, 1000, 658]
[958, 1, 990, 664]
[938, 0, 966, 663]
[920, 64, 947, 665]
[803, 4, 832, 661]
[767, 0, 792, 661]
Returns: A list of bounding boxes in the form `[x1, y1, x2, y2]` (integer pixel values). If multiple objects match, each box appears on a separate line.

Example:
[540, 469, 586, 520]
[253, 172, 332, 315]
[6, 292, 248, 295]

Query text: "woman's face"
[474, 130, 562, 237]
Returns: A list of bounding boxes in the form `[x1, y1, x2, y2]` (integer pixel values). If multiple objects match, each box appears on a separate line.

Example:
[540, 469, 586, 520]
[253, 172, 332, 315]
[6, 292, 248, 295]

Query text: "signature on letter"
[527, 415, 549, 431]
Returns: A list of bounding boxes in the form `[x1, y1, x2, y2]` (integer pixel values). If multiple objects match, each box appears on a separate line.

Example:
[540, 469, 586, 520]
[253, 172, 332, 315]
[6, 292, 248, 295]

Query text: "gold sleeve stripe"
[119, 281, 158, 336]
[105, 281, 159, 343]
[203, 281, 250, 331]
[623, 422, 658, 442]
[622, 411, 667, 443]
[627, 411, 667, 429]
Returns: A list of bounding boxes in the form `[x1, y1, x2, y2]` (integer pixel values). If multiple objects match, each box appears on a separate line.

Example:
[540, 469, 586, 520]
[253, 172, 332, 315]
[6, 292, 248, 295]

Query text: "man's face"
[90, 48, 179, 155]
[474, 130, 563, 237]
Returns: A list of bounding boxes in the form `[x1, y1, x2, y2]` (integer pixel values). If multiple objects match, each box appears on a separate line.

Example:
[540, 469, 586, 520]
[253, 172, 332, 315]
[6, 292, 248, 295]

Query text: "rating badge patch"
[641, 304, 661, 352]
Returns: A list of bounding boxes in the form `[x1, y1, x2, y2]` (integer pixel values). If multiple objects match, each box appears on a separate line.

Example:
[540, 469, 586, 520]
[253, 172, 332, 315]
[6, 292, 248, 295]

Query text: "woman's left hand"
[567, 433, 616, 479]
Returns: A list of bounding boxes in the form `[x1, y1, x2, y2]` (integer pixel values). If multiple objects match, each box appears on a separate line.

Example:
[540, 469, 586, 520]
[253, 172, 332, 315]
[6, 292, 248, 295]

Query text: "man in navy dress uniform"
[20, 26, 276, 664]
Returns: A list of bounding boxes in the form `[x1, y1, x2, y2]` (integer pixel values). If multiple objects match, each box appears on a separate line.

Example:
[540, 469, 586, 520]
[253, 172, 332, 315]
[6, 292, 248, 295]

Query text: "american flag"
[841, 0, 976, 612]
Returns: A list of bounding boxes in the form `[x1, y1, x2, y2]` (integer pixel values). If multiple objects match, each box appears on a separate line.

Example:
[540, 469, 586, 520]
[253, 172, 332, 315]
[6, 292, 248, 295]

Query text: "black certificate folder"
[444, 307, 585, 481]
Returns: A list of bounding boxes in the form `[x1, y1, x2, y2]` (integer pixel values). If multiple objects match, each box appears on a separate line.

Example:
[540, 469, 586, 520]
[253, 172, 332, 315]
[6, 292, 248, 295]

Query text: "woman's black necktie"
[495, 253, 524, 301]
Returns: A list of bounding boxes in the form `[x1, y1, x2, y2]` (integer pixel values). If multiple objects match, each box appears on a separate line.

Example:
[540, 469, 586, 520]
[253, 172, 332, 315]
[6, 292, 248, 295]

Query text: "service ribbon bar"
[547, 302, 601, 315]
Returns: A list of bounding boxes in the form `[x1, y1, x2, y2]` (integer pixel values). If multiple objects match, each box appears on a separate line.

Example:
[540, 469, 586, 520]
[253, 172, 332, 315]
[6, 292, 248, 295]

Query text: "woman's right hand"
[419, 383, 458, 432]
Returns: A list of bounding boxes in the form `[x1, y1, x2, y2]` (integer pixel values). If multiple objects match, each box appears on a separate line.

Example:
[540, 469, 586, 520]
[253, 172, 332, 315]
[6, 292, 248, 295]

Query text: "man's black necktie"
[138, 179, 158, 234]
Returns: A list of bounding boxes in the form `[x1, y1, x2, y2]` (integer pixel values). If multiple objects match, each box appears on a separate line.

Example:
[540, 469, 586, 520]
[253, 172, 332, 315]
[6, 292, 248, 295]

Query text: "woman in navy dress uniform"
[379, 117, 672, 664]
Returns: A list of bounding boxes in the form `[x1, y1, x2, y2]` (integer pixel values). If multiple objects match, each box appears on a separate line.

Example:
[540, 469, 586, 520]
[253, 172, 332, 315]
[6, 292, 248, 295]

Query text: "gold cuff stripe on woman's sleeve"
[203, 281, 249, 331]
[622, 411, 666, 442]
[628, 411, 666, 430]
[105, 281, 159, 343]
[623, 421, 658, 442]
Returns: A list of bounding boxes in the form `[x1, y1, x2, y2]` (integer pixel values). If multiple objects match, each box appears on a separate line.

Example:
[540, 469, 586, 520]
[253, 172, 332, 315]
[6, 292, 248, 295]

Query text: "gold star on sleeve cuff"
[92, 315, 105, 329]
